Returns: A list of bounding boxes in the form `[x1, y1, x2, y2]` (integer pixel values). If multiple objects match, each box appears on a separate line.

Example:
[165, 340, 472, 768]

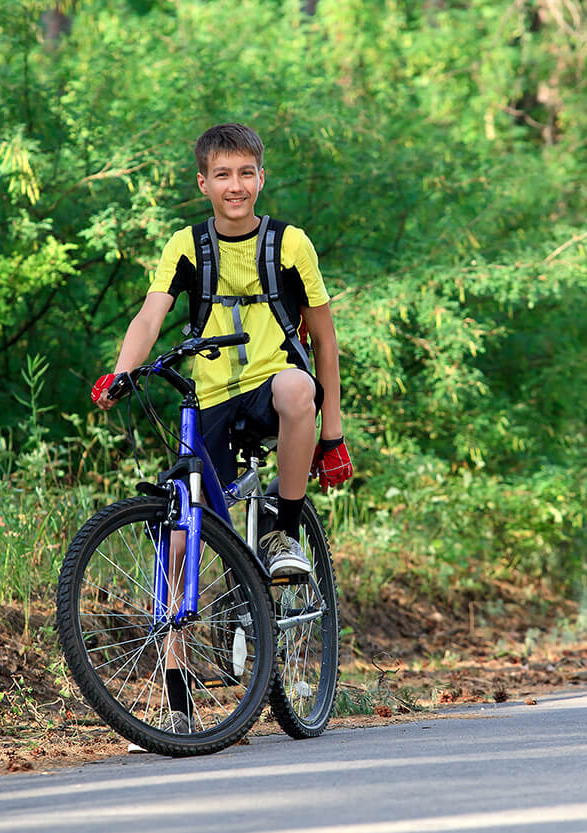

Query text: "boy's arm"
[95, 292, 174, 410]
[302, 302, 342, 440]
[304, 302, 352, 491]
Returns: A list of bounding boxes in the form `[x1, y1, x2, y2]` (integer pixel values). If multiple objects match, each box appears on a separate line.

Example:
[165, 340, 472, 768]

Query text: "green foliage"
[0, 355, 165, 608]
[332, 456, 587, 607]
[1, 0, 587, 605]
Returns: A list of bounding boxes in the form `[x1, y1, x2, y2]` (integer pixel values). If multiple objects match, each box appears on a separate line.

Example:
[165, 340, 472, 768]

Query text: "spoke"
[297, 621, 314, 713]
[94, 544, 154, 599]
[177, 631, 206, 732]
[196, 572, 235, 614]
[85, 632, 155, 655]
[115, 631, 157, 703]
[119, 523, 158, 590]
[129, 656, 164, 720]
[79, 612, 151, 621]
[81, 578, 151, 619]
[94, 630, 158, 678]
[82, 622, 150, 637]
[187, 640, 248, 694]
[278, 581, 321, 716]
[197, 583, 245, 619]
[156, 637, 181, 729]
[198, 545, 219, 578]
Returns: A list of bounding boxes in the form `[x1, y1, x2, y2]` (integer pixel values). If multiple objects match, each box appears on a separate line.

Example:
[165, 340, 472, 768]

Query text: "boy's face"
[197, 152, 264, 230]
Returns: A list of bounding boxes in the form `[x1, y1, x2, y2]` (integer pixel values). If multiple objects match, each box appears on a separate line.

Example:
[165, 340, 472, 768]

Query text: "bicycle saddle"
[231, 418, 277, 459]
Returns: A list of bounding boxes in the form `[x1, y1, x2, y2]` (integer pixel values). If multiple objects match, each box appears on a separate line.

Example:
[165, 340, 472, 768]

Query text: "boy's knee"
[272, 369, 316, 418]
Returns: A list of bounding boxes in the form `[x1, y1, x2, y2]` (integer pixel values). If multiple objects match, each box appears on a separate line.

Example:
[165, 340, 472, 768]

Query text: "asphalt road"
[2, 690, 587, 833]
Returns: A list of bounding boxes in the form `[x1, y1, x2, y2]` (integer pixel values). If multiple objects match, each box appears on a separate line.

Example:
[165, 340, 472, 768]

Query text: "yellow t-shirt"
[148, 222, 329, 408]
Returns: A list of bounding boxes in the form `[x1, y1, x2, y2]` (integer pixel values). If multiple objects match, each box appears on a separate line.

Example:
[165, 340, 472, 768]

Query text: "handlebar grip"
[106, 372, 133, 400]
[181, 333, 250, 356]
[205, 333, 250, 347]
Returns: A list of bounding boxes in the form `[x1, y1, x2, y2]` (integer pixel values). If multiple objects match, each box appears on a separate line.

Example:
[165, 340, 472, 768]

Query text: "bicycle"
[57, 333, 339, 756]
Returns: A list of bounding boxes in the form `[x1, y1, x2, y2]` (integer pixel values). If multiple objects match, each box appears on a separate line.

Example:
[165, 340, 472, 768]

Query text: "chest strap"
[213, 294, 269, 365]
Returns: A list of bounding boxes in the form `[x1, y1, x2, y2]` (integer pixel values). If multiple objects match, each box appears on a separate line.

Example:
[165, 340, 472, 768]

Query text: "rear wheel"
[259, 495, 339, 738]
[57, 497, 275, 756]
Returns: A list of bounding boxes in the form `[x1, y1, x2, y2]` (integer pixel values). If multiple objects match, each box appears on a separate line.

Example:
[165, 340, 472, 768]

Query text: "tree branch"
[0, 287, 61, 353]
[543, 231, 587, 263]
[89, 257, 123, 319]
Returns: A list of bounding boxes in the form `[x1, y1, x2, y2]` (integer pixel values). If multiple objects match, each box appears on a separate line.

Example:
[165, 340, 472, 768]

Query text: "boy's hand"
[91, 373, 117, 410]
[311, 437, 353, 493]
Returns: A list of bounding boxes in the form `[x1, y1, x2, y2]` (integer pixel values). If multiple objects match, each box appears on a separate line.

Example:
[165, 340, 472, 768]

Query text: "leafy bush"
[1, 0, 586, 607]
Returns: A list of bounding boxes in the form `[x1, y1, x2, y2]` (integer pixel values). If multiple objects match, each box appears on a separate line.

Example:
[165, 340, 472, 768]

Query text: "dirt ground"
[2, 582, 587, 776]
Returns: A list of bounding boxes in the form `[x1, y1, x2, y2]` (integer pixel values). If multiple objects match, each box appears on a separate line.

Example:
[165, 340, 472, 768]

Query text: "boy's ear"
[197, 172, 208, 195]
[259, 168, 265, 190]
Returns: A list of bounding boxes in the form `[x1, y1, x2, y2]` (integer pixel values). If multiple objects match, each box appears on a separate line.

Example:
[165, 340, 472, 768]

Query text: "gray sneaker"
[161, 710, 194, 734]
[127, 709, 193, 752]
[127, 710, 195, 751]
[259, 530, 312, 578]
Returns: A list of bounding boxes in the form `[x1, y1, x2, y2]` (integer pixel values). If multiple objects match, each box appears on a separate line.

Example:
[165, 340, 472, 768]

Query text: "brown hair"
[195, 123, 264, 176]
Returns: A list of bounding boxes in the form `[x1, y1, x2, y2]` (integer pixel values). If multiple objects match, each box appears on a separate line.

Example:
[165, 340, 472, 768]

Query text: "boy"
[92, 123, 352, 578]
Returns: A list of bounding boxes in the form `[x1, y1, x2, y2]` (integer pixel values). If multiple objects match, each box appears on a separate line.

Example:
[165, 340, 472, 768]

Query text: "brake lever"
[202, 347, 221, 360]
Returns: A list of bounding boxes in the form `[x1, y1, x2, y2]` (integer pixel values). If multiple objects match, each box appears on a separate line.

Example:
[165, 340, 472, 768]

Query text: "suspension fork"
[151, 462, 203, 628]
[152, 391, 216, 628]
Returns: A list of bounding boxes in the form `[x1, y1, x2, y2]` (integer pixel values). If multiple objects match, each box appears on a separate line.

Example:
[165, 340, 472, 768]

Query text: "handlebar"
[107, 333, 250, 400]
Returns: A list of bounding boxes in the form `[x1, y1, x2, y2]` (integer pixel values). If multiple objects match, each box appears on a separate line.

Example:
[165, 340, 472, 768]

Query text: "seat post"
[246, 454, 262, 550]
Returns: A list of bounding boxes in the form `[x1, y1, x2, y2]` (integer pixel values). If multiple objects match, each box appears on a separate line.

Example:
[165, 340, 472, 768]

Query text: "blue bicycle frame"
[150, 388, 256, 628]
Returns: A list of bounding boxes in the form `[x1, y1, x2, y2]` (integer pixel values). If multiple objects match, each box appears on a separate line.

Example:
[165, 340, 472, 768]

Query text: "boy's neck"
[213, 215, 261, 237]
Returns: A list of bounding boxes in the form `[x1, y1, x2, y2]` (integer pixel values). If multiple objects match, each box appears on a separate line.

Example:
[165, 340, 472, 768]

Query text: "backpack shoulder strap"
[257, 216, 312, 373]
[185, 219, 219, 336]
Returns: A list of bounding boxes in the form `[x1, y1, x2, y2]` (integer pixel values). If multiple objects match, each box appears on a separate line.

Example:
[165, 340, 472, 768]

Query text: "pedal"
[194, 675, 240, 689]
[271, 573, 311, 586]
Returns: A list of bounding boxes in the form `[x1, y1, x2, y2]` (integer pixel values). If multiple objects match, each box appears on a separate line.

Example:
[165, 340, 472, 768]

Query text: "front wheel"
[259, 494, 339, 738]
[57, 497, 275, 756]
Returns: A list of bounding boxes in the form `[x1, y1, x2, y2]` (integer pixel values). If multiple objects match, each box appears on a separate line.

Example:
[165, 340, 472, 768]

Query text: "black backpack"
[184, 215, 311, 372]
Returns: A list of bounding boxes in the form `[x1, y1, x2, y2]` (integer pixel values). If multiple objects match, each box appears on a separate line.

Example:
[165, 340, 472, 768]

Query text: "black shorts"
[200, 373, 324, 485]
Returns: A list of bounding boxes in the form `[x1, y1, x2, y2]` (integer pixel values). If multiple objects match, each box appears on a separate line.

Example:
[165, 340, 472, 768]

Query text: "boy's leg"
[164, 531, 194, 720]
[257, 369, 317, 576]
[271, 368, 317, 501]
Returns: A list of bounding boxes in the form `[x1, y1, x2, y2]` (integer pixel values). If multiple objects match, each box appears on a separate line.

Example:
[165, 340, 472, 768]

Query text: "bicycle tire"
[57, 496, 275, 756]
[259, 494, 339, 738]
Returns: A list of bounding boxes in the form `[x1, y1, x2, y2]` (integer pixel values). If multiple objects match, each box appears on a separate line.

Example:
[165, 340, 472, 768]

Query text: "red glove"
[311, 437, 353, 493]
[91, 373, 116, 403]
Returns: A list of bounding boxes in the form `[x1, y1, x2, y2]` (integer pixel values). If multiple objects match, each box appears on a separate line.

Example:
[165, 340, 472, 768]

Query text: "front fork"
[151, 460, 203, 629]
